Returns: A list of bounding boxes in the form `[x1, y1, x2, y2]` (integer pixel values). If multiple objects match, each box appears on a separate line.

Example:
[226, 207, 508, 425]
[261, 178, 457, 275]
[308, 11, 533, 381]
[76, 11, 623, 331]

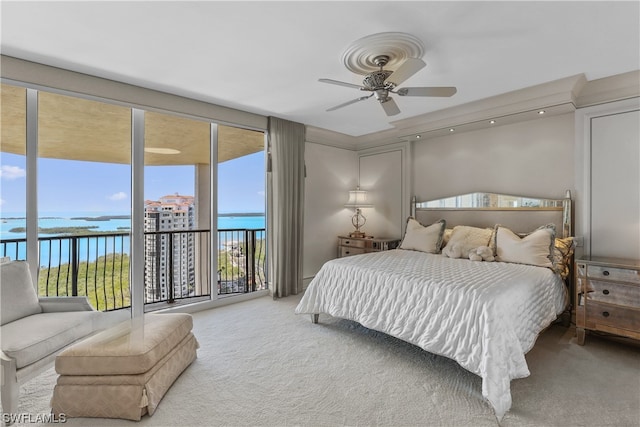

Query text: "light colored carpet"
[13, 294, 640, 427]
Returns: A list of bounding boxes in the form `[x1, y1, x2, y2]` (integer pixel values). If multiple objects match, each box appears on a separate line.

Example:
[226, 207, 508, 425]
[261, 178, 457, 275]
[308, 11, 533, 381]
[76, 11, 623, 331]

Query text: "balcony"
[0, 228, 267, 312]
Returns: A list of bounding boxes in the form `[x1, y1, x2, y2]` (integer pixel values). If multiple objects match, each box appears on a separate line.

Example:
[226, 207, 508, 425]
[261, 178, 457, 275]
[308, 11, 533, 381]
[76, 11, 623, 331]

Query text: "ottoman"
[51, 313, 198, 421]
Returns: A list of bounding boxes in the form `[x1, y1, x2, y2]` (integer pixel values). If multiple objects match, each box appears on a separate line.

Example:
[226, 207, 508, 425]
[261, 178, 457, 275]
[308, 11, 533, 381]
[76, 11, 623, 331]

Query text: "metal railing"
[0, 228, 267, 311]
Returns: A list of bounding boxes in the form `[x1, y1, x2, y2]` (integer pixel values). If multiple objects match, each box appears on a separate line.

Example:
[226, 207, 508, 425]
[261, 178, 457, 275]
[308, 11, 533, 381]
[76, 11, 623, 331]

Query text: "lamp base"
[349, 231, 366, 238]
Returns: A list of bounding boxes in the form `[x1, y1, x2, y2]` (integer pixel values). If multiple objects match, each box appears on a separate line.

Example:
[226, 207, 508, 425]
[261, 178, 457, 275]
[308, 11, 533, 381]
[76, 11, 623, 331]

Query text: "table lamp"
[344, 187, 372, 238]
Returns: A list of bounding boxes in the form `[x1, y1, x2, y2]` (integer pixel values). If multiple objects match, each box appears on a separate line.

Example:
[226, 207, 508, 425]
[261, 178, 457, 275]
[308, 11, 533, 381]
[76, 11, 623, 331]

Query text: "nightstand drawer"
[338, 238, 366, 248]
[575, 257, 640, 345]
[337, 236, 401, 258]
[586, 280, 640, 308]
[586, 301, 640, 331]
[587, 265, 640, 284]
[339, 246, 365, 257]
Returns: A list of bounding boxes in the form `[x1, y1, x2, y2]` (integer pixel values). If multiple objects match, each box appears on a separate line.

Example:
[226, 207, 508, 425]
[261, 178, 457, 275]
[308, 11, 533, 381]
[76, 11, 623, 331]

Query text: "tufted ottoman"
[51, 313, 198, 421]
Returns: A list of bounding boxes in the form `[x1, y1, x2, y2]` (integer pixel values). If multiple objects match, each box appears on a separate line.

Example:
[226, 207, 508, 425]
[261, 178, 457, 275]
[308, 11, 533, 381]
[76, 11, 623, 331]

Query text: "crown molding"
[305, 125, 359, 150]
[306, 73, 593, 148]
[576, 70, 640, 108]
[391, 74, 586, 140]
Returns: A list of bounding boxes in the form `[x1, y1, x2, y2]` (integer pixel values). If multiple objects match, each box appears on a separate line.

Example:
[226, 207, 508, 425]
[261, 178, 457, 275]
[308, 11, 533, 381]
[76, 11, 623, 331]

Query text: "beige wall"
[412, 113, 575, 203]
[303, 142, 358, 284]
[302, 114, 576, 281]
[574, 98, 640, 259]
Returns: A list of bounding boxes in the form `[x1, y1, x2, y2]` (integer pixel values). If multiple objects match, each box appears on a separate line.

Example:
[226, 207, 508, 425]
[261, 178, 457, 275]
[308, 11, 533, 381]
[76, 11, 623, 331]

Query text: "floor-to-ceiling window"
[0, 84, 27, 262]
[0, 81, 268, 314]
[36, 91, 132, 311]
[143, 111, 212, 310]
[217, 126, 266, 295]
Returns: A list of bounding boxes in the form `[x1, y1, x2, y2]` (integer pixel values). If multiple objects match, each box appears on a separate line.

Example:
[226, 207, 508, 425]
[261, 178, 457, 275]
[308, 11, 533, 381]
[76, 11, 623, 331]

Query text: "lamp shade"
[345, 189, 373, 208]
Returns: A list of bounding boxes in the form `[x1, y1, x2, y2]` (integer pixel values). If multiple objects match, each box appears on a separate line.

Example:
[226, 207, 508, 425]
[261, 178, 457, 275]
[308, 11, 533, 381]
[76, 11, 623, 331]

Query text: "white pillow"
[399, 218, 446, 254]
[442, 225, 493, 258]
[1, 260, 42, 325]
[495, 225, 556, 268]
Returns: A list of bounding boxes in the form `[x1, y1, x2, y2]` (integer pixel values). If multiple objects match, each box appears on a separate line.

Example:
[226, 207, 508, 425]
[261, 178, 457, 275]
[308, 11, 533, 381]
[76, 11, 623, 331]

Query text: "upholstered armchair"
[0, 260, 104, 421]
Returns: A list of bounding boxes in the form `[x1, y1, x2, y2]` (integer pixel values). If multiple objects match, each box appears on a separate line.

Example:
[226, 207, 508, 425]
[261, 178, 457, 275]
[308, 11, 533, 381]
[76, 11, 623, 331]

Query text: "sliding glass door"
[143, 111, 212, 311]
[36, 91, 132, 311]
[217, 126, 267, 295]
[0, 84, 27, 262]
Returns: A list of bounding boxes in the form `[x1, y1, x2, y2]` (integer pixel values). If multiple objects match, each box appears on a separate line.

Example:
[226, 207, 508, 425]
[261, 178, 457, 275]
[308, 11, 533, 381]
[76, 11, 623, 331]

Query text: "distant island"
[71, 215, 131, 221]
[218, 212, 264, 217]
[9, 226, 128, 236]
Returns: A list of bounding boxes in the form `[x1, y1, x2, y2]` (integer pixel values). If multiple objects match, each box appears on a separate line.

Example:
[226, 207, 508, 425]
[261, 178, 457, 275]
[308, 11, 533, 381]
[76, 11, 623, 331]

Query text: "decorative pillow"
[553, 237, 575, 279]
[494, 224, 556, 268]
[442, 226, 493, 259]
[1, 260, 42, 326]
[441, 228, 453, 248]
[399, 218, 446, 254]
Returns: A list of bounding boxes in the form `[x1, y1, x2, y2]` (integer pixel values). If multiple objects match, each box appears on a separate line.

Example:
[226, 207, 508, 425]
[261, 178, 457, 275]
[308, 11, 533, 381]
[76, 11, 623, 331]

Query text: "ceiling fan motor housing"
[362, 70, 394, 90]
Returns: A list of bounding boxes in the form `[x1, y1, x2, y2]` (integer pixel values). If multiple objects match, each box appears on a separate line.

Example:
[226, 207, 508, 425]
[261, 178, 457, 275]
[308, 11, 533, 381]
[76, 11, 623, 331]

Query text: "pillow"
[399, 218, 446, 254]
[553, 237, 575, 279]
[1, 260, 42, 326]
[442, 226, 493, 258]
[494, 224, 556, 268]
[441, 228, 453, 248]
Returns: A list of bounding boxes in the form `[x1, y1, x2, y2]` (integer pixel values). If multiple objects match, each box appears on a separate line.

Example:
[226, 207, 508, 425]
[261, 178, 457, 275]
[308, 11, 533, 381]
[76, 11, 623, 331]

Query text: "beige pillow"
[1, 260, 42, 325]
[494, 224, 556, 268]
[399, 218, 446, 254]
[442, 226, 493, 258]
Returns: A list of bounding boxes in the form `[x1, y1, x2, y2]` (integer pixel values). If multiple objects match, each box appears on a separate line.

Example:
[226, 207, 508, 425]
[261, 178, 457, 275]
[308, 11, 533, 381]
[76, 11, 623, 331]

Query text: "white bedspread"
[295, 249, 567, 419]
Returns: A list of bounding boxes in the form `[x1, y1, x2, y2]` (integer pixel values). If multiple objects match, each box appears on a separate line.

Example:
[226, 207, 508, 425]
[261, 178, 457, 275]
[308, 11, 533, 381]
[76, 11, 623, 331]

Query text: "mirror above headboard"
[412, 190, 572, 238]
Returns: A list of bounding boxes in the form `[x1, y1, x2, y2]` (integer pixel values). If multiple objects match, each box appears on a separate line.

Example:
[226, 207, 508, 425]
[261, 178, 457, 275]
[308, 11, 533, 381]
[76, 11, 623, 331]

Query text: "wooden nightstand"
[575, 256, 640, 345]
[337, 236, 400, 258]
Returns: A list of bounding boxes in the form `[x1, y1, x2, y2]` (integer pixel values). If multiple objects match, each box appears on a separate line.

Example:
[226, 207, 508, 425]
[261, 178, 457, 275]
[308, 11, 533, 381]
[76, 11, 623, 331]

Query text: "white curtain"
[267, 116, 306, 298]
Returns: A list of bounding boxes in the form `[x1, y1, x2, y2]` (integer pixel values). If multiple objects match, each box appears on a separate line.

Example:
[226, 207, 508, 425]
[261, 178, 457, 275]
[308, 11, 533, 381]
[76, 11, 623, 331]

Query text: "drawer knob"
[602, 270, 610, 276]
[602, 311, 610, 317]
[602, 289, 610, 295]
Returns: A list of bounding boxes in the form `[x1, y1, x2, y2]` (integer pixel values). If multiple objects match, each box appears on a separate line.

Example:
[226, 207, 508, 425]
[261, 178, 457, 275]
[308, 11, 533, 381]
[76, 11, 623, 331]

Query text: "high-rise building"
[144, 194, 196, 303]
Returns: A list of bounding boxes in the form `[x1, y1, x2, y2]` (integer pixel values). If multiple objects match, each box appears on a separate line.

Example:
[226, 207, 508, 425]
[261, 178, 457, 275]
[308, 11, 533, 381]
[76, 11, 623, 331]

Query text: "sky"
[0, 151, 265, 215]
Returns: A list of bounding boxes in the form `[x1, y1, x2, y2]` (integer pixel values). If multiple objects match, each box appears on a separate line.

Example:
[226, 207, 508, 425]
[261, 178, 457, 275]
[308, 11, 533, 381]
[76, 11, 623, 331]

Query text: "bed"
[295, 191, 574, 420]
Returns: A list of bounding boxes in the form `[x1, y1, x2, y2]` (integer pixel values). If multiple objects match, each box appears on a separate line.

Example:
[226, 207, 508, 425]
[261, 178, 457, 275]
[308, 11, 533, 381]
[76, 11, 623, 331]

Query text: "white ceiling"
[1, 1, 639, 137]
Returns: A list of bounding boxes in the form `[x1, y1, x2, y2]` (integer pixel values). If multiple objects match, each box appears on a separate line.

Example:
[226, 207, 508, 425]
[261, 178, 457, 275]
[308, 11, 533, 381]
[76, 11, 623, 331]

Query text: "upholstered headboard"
[411, 190, 572, 238]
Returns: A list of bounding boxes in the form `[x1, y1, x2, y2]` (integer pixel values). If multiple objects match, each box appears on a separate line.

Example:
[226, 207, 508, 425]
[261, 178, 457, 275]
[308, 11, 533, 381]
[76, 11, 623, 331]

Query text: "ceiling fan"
[319, 55, 457, 116]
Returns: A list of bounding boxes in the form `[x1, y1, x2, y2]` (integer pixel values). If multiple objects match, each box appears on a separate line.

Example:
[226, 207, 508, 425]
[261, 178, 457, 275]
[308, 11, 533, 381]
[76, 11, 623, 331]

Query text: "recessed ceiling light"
[449, 128, 455, 132]
[538, 110, 545, 115]
[145, 147, 181, 155]
[415, 135, 421, 139]
[490, 120, 496, 124]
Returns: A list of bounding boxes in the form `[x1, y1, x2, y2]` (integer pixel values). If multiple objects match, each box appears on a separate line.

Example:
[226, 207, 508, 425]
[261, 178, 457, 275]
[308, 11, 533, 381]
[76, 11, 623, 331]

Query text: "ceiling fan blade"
[380, 97, 401, 116]
[386, 58, 426, 86]
[397, 87, 457, 97]
[326, 94, 373, 112]
[318, 78, 365, 90]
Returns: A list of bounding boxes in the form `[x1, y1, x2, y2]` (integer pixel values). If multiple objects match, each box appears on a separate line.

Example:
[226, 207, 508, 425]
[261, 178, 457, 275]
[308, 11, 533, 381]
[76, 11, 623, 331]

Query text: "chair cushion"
[0, 260, 42, 326]
[55, 313, 193, 376]
[1, 311, 98, 368]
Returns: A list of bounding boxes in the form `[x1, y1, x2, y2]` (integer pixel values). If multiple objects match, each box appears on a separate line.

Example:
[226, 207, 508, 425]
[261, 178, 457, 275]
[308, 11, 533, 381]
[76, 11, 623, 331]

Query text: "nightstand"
[337, 236, 400, 258]
[575, 256, 640, 345]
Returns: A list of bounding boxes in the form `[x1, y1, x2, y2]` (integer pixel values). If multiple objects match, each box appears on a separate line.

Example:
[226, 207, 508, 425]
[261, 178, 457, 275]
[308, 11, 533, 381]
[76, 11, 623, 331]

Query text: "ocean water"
[0, 212, 265, 266]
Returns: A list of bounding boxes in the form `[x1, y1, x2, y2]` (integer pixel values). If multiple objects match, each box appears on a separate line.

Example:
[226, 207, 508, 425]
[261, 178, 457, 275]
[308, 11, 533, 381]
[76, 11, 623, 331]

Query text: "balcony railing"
[0, 228, 267, 312]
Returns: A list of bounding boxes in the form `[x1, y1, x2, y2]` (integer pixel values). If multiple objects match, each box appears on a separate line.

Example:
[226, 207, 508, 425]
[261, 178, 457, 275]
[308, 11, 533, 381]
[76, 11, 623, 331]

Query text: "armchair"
[1, 260, 107, 420]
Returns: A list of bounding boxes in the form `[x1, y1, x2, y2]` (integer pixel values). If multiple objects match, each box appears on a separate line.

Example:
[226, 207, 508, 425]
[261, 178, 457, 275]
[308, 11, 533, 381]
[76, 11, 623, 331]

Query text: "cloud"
[108, 191, 127, 201]
[0, 165, 26, 180]
[0, 199, 4, 206]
